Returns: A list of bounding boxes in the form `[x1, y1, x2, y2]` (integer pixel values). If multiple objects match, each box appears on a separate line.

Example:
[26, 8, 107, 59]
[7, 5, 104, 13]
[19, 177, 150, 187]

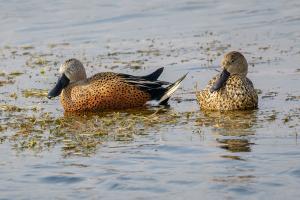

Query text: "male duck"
[48, 58, 187, 112]
[196, 51, 258, 111]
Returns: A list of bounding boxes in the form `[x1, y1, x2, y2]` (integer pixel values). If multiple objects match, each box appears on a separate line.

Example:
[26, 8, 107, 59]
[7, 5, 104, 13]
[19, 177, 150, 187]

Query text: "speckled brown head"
[221, 51, 248, 76]
[211, 51, 248, 92]
[48, 58, 87, 99]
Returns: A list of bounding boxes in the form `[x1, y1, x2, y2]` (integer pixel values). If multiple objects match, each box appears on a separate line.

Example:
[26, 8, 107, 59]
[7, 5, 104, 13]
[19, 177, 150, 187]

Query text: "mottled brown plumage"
[196, 51, 258, 111]
[61, 72, 150, 112]
[48, 59, 187, 112]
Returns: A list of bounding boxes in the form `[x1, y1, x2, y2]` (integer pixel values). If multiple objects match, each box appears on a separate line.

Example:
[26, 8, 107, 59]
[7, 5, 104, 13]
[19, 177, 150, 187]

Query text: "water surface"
[0, 0, 300, 199]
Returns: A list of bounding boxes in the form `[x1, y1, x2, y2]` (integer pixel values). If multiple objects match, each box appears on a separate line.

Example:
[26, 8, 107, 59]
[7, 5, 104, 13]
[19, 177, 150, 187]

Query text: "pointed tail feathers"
[142, 67, 164, 81]
[158, 73, 188, 105]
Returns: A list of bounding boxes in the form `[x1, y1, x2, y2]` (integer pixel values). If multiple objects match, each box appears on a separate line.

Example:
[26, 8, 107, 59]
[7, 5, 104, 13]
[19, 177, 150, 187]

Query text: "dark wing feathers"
[141, 67, 164, 81]
[118, 73, 168, 100]
[117, 68, 186, 102]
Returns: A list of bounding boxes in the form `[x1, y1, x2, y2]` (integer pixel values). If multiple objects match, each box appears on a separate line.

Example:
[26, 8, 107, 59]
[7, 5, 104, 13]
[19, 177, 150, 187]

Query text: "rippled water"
[1, 0, 300, 199]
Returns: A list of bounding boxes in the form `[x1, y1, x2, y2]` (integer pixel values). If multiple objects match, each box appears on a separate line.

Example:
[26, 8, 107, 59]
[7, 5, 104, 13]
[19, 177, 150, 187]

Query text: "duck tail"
[158, 73, 188, 105]
[142, 67, 164, 81]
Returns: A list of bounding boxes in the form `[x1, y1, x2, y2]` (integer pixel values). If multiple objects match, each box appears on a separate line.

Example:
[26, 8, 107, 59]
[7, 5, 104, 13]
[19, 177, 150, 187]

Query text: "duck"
[48, 58, 187, 112]
[196, 51, 258, 111]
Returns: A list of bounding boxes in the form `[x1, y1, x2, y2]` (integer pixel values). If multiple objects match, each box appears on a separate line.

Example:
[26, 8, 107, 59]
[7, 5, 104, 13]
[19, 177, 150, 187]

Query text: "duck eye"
[230, 59, 235, 63]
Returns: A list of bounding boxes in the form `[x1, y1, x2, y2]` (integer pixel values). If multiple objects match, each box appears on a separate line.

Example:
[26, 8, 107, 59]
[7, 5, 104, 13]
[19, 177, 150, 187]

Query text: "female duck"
[196, 51, 258, 111]
[48, 59, 187, 112]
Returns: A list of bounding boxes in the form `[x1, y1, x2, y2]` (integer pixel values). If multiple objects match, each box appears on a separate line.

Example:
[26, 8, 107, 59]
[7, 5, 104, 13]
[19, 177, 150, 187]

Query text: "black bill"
[47, 73, 70, 99]
[210, 69, 230, 93]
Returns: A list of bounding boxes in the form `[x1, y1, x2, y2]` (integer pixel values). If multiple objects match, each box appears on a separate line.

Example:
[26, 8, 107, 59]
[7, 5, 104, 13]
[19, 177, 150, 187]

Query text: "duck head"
[48, 58, 87, 99]
[210, 51, 248, 93]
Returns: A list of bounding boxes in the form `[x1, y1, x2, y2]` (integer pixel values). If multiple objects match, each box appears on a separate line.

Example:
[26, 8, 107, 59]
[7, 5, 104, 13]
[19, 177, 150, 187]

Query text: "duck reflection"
[195, 110, 258, 153]
[217, 138, 253, 153]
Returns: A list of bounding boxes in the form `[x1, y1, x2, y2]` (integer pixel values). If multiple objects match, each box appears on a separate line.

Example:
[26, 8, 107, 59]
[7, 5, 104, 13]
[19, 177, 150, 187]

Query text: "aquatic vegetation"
[107, 51, 134, 56]
[25, 55, 52, 68]
[281, 108, 300, 128]
[47, 42, 70, 48]
[1, 2, 300, 199]
[40, 68, 46, 74]
[0, 79, 15, 87]
[34, 57, 49, 65]
[126, 60, 144, 70]
[266, 110, 278, 121]
[0, 71, 5, 76]
[22, 89, 48, 98]
[0, 39, 299, 160]
[285, 95, 300, 101]
[136, 49, 160, 56]
[21, 45, 34, 50]
[262, 91, 278, 99]
[0, 104, 24, 112]
[1, 104, 193, 156]
[8, 71, 24, 77]
[0, 71, 22, 87]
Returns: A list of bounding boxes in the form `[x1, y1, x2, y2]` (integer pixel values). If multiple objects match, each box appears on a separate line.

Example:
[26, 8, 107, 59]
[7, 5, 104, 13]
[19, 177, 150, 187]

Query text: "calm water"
[1, 0, 300, 199]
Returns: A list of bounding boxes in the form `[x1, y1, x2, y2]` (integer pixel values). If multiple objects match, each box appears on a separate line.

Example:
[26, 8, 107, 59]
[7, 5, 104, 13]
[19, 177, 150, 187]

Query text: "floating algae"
[0, 71, 21, 87]
[0, 39, 298, 160]
[0, 104, 24, 112]
[20, 45, 34, 50]
[25, 55, 51, 67]
[0, 79, 15, 87]
[22, 89, 48, 98]
[285, 95, 300, 101]
[1, 107, 192, 156]
[8, 71, 24, 77]
[47, 42, 70, 48]
[34, 57, 49, 65]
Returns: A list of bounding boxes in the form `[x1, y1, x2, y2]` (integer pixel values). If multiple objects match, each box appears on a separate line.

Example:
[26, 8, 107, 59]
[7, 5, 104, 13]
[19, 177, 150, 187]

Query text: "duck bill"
[47, 74, 70, 99]
[210, 69, 230, 92]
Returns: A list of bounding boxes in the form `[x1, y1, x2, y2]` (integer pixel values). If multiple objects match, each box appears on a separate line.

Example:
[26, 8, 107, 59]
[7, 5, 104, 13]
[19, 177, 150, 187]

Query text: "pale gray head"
[211, 51, 248, 92]
[59, 58, 87, 83]
[48, 58, 87, 99]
